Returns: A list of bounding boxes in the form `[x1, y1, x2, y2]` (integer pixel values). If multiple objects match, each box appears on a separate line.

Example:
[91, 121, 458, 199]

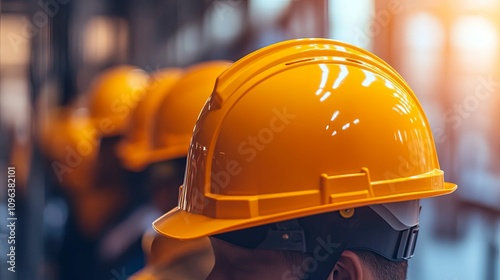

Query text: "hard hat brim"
[147, 144, 189, 165]
[115, 141, 151, 171]
[153, 181, 457, 240]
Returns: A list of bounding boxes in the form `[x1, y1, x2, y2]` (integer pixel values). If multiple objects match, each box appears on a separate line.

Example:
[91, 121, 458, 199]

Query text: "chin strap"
[256, 218, 350, 280]
[345, 207, 420, 262]
[256, 219, 307, 252]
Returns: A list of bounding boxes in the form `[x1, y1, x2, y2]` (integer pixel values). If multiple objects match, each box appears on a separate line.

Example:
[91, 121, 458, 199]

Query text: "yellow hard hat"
[116, 68, 183, 171]
[86, 65, 150, 137]
[147, 61, 232, 164]
[39, 106, 99, 192]
[153, 38, 457, 240]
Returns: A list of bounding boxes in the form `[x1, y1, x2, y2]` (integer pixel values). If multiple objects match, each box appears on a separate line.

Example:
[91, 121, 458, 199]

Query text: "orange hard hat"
[116, 68, 183, 171]
[153, 38, 457, 240]
[147, 61, 232, 164]
[86, 65, 150, 137]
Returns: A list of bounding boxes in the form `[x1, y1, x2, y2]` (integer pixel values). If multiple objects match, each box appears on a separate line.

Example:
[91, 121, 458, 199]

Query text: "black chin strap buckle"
[396, 225, 419, 260]
[256, 219, 307, 252]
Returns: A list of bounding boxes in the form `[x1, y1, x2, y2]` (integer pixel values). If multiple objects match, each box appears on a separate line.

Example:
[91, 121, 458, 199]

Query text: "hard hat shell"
[86, 65, 150, 137]
[153, 38, 457, 240]
[116, 68, 183, 171]
[147, 61, 232, 164]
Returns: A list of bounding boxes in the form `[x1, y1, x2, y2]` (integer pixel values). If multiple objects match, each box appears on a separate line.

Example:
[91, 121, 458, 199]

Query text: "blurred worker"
[42, 65, 150, 279]
[114, 69, 185, 259]
[120, 61, 232, 279]
[37, 104, 95, 279]
[39, 106, 98, 197]
[152, 39, 458, 280]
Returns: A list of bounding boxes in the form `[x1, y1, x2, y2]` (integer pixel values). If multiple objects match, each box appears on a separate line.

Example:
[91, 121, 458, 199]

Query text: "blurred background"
[0, 0, 499, 279]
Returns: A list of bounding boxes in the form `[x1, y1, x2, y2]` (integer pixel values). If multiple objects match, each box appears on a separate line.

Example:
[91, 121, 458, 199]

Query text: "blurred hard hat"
[129, 232, 213, 280]
[86, 65, 150, 137]
[147, 61, 232, 164]
[39, 106, 98, 192]
[153, 38, 457, 240]
[116, 68, 183, 171]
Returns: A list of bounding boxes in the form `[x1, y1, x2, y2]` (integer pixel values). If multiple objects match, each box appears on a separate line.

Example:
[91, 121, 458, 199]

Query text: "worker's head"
[124, 61, 231, 279]
[40, 65, 150, 192]
[84, 65, 151, 191]
[114, 68, 183, 203]
[152, 39, 457, 280]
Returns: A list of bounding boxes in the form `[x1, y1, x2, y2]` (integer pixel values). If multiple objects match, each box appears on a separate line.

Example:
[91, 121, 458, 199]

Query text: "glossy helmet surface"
[147, 61, 232, 164]
[87, 65, 150, 137]
[153, 39, 457, 240]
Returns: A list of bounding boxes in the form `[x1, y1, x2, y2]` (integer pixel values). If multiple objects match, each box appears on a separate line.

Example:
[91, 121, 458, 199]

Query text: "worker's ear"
[329, 251, 364, 280]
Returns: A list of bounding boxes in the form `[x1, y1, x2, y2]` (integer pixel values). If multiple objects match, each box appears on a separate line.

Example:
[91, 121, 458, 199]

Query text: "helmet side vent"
[285, 58, 315, 66]
[345, 58, 363, 65]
